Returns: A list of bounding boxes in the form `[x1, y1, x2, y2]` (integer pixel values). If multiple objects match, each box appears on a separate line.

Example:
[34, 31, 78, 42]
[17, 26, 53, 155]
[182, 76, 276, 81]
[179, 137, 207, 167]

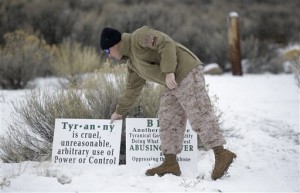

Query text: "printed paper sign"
[52, 119, 122, 166]
[126, 118, 198, 175]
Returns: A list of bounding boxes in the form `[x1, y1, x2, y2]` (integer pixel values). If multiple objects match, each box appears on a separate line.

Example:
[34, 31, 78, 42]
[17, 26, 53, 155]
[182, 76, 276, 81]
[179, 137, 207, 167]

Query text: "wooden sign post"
[229, 12, 243, 76]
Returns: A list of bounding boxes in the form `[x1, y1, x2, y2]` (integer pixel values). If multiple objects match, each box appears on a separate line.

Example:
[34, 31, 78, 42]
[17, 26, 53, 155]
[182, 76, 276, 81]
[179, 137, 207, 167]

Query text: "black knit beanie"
[100, 27, 122, 50]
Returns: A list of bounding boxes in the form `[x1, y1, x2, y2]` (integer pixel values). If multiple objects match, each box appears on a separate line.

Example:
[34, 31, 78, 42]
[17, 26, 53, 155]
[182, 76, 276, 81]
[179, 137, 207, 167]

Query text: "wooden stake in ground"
[228, 12, 242, 76]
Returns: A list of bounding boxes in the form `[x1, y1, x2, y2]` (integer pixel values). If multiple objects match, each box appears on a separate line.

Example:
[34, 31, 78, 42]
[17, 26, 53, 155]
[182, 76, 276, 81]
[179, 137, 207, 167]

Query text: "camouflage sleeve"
[116, 67, 146, 115]
[136, 26, 177, 74]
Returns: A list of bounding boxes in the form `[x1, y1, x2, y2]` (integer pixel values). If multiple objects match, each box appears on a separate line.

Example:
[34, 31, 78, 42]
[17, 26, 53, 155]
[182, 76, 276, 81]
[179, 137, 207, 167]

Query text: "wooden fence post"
[228, 12, 242, 76]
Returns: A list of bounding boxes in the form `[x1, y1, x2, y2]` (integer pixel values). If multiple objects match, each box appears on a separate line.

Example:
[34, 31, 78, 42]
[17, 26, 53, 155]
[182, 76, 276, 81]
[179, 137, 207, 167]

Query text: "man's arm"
[111, 67, 146, 123]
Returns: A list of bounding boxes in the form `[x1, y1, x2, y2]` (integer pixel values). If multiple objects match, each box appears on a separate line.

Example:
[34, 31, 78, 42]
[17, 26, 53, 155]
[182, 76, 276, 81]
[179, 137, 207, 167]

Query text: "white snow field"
[0, 74, 299, 193]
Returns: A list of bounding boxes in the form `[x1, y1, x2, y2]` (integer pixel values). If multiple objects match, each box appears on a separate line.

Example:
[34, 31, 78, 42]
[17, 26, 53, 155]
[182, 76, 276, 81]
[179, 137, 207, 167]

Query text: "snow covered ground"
[0, 74, 299, 193]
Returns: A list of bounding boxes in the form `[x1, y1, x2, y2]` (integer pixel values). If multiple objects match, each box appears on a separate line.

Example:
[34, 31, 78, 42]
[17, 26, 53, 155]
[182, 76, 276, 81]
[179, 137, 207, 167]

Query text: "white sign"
[52, 119, 122, 166]
[126, 118, 198, 175]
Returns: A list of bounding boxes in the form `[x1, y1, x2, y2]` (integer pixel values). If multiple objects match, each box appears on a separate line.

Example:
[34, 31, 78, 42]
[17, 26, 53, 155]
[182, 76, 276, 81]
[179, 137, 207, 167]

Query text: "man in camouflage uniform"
[100, 26, 236, 180]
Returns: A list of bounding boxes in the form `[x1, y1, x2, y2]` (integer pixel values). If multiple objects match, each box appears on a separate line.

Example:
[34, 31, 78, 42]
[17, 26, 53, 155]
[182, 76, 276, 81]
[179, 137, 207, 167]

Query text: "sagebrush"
[0, 64, 163, 163]
[0, 64, 223, 163]
[51, 39, 100, 87]
[0, 30, 53, 89]
[1, 0, 299, 73]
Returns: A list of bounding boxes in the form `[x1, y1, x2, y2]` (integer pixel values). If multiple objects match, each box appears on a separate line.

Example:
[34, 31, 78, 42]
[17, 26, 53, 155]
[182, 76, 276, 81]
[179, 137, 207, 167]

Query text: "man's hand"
[165, 73, 178, 90]
[110, 112, 123, 124]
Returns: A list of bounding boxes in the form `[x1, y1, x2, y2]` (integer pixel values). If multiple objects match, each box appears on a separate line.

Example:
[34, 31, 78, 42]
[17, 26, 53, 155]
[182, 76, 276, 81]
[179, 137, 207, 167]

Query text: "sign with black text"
[126, 118, 198, 175]
[52, 119, 122, 166]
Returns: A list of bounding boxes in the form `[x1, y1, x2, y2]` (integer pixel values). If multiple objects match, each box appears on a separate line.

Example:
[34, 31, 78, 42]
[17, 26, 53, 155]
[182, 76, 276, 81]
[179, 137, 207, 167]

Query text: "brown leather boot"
[212, 146, 236, 180]
[145, 154, 181, 177]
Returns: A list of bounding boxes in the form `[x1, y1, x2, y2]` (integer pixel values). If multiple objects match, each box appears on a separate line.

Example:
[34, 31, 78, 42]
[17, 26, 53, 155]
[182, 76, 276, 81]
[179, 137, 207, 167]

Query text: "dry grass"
[283, 48, 300, 88]
[0, 63, 164, 163]
[0, 30, 53, 89]
[0, 61, 225, 162]
[2, 0, 299, 74]
[51, 39, 100, 87]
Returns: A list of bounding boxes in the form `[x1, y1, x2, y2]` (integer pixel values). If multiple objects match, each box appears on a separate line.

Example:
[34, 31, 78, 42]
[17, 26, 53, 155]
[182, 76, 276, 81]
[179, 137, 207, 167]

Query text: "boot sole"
[146, 170, 181, 177]
[146, 171, 181, 177]
[212, 152, 237, 180]
[157, 171, 181, 177]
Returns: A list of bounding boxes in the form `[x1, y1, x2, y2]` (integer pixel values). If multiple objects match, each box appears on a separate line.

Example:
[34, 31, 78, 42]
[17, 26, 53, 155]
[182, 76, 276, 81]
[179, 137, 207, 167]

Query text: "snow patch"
[0, 74, 299, 192]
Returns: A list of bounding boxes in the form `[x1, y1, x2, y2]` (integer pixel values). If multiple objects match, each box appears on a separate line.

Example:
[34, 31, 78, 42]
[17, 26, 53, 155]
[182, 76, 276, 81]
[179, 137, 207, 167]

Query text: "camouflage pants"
[158, 65, 226, 155]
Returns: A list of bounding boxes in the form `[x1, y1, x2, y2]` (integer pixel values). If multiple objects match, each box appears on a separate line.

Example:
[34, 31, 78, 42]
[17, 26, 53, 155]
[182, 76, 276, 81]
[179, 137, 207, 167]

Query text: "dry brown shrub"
[51, 39, 100, 87]
[0, 62, 163, 163]
[0, 30, 53, 89]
